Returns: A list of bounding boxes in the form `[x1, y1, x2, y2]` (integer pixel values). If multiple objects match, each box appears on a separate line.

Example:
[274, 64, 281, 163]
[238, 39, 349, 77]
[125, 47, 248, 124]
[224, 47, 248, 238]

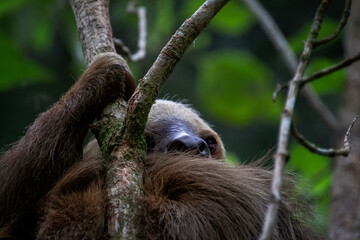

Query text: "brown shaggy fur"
[36, 162, 106, 239]
[35, 152, 320, 240]
[0, 54, 322, 239]
[142, 154, 318, 240]
[0, 53, 131, 239]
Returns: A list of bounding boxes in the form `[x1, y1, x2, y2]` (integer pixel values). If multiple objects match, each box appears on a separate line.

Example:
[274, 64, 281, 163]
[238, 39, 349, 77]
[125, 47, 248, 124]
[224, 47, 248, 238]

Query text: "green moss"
[91, 116, 124, 161]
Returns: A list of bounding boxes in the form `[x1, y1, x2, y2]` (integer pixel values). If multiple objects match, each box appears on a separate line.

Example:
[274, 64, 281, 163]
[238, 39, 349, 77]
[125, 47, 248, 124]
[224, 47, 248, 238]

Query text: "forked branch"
[259, 0, 345, 239]
[121, 0, 230, 146]
[300, 52, 360, 86]
[313, 0, 352, 48]
[114, 0, 147, 62]
[273, 52, 360, 97]
[242, 0, 337, 132]
[291, 116, 357, 157]
[70, 0, 230, 238]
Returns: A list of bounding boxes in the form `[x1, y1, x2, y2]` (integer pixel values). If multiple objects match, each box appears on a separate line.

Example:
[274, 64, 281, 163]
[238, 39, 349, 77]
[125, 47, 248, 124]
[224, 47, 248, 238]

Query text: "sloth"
[0, 53, 321, 239]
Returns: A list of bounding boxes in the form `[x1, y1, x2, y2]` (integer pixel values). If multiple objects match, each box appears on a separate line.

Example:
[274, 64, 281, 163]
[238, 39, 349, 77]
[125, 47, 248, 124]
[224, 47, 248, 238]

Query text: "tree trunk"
[330, 1, 360, 239]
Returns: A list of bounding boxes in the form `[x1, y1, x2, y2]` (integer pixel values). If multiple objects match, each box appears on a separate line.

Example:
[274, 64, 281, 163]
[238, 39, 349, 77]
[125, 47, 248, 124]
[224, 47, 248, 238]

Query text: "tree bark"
[69, 0, 142, 238]
[69, 0, 230, 238]
[330, 1, 360, 239]
[70, 0, 115, 66]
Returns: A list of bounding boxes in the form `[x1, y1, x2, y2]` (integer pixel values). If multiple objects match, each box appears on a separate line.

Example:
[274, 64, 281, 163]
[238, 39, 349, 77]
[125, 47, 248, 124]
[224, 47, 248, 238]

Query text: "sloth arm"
[0, 53, 133, 237]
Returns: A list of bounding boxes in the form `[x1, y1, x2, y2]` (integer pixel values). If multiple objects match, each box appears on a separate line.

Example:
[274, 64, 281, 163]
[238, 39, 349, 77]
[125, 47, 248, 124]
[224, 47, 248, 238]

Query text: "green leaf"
[0, 32, 51, 91]
[0, 0, 28, 16]
[196, 50, 282, 125]
[306, 58, 345, 95]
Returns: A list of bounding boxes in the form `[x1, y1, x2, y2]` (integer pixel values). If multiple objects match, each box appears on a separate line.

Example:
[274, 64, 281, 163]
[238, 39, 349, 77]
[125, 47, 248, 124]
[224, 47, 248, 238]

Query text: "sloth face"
[145, 100, 225, 159]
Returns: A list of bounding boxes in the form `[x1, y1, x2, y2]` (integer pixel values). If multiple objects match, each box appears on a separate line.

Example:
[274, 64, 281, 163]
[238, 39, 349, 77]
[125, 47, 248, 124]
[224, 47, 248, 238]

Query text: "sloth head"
[145, 100, 225, 159]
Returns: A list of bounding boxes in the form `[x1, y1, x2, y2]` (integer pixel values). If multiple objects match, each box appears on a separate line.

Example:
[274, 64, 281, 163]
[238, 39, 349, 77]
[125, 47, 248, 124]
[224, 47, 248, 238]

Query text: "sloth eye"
[203, 135, 217, 153]
[204, 136, 216, 145]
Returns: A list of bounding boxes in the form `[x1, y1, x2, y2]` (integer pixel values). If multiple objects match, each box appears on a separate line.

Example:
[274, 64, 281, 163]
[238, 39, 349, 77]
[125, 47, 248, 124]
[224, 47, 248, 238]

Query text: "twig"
[300, 52, 360, 86]
[259, 1, 332, 239]
[275, 52, 360, 96]
[272, 83, 288, 102]
[242, 0, 337, 132]
[291, 116, 357, 157]
[113, 38, 132, 59]
[114, 0, 147, 62]
[121, 0, 229, 146]
[241, 0, 297, 72]
[313, 0, 352, 48]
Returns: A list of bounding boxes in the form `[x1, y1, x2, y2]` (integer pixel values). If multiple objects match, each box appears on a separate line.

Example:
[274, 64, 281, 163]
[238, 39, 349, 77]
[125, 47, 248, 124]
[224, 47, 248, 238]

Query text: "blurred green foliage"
[288, 145, 332, 231]
[0, 31, 51, 91]
[306, 58, 345, 95]
[0, 0, 347, 233]
[0, 0, 28, 16]
[289, 20, 340, 54]
[182, 0, 255, 35]
[196, 49, 282, 125]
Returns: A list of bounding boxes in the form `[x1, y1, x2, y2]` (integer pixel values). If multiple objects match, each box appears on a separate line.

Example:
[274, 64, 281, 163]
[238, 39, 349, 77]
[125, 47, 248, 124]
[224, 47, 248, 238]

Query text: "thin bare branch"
[272, 83, 288, 102]
[114, 37, 132, 58]
[300, 52, 360, 86]
[276, 52, 360, 96]
[343, 116, 358, 151]
[259, 1, 332, 239]
[274, 53, 360, 135]
[242, 0, 337, 131]
[241, 0, 297, 71]
[127, 0, 147, 61]
[121, 0, 229, 146]
[291, 116, 357, 157]
[313, 0, 352, 48]
[114, 0, 147, 62]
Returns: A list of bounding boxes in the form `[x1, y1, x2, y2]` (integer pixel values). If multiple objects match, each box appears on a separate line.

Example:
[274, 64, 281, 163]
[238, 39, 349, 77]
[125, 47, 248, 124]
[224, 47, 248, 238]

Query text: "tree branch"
[71, 0, 229, 238]
[291, 116, 357, 157]
[114, 0, 147, 62]
[259, 1, 332, 239]
[313, 0, 352, 48]
[242, 0, 338, 132]
[69, 0, 141, 238]
[107, 0, 229, 237]
[273, 52, 360, 103]
[70, 0, 114, 65]
[300, 52, 360, 86]
[121, 0, 230, 147]
[241, 0, 297, 72]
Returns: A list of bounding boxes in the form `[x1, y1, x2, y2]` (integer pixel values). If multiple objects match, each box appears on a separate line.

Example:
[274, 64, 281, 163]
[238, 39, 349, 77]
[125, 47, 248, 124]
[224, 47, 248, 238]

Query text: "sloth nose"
[167, 135, 210, 157]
